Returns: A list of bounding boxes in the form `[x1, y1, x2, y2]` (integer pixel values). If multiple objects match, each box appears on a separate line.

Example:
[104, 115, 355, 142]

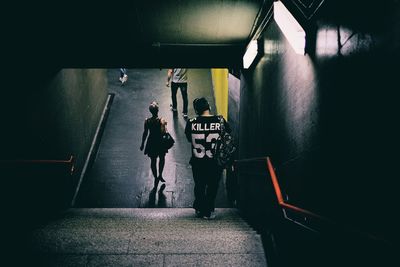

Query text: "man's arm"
[166, 69, 173, 87]
[223, 117, 232, 133]
[185, 120, 192, 143]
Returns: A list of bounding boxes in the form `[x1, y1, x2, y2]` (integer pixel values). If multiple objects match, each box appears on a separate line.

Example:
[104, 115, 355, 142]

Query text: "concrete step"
[39, 218, 254, 231]
[62, 208, 246, 220]
[29, 208, 267, 266]
[39, 208, 254, 231]
[32, 252, 268, 267]
[31, 229, 264, 254]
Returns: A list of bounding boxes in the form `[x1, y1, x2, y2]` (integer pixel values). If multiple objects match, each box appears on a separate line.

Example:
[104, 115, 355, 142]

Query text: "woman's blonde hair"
[149, 101, 159, 115]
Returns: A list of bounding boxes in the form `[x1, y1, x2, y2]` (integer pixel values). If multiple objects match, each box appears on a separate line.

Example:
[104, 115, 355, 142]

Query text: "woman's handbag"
[161, 131, 175, 150]
[212, 116, 236, 168]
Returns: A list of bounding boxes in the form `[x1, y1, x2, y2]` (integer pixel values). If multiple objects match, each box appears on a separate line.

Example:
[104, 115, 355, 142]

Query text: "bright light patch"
[316, 26, 363, 58]
[243, 40, 258, 69]
[274, 1, 306, 55]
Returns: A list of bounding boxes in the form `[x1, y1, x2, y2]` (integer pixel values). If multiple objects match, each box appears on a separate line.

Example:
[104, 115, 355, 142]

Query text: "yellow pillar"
[211, 68, 229, 119]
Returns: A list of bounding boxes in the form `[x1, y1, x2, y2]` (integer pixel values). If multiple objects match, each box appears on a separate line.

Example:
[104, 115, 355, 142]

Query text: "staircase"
[29, 208, 267, 266]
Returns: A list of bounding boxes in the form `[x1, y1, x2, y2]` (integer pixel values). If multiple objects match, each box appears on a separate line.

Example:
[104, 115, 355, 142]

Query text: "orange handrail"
[266, 157, 325, 221]
[0, 155, 75, 175]
[235, 156, 388, 243]
[235, 156, 326, 220]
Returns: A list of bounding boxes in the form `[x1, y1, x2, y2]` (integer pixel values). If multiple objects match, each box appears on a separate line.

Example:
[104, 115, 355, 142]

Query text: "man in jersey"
[166, 68, 188, 118]
[185, 97, 231, 219]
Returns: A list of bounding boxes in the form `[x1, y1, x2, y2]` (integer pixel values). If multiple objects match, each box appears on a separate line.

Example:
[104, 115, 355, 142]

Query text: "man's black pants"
[191, 161, 222, 216]
[171, 82, 188, 114]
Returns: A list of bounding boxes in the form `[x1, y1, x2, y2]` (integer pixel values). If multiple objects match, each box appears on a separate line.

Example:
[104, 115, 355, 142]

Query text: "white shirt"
[172, 68, 188, 83]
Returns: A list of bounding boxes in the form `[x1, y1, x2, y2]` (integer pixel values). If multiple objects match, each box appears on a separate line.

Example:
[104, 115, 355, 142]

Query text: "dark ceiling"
[5, 0, 266, 68]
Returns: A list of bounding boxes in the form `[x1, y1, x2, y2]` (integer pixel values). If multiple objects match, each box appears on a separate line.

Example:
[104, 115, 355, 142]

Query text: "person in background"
[119, 68, 128, 85]
[166, 68, 188, 118]
[185, 97, 231, 219]
[140, 101, 168, 190]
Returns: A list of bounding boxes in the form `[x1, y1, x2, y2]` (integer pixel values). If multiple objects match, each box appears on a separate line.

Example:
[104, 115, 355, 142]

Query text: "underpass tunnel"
[1, 1, 399, 266]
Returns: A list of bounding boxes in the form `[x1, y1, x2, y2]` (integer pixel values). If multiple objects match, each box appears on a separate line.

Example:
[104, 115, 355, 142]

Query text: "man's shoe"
[182, 113, 188, 118]
[170, 104, 177, 112]
[158, 176, 166, 183]
[203, 211, 216, 220]
[195, 210, 203, 218]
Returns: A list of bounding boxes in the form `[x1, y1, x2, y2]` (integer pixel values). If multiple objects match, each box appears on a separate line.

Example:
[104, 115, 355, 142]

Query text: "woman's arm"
[140, 120, 149, 151]
[160, 117, 167, 133]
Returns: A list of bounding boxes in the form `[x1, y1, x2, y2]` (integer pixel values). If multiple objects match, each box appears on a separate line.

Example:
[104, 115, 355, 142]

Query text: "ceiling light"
[243, 40, 258, 69]
[274, 1, 306, 55]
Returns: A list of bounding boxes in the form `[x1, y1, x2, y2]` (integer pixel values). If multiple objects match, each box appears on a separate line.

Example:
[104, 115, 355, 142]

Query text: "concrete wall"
[228, 72, 241, 143]
[45, 69, 109, 189]
[238, 1, 399, 241]
[2, 69, 108, 210]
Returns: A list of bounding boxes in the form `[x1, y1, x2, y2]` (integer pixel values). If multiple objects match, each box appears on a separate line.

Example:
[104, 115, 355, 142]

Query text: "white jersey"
[185, 115, 230, 163]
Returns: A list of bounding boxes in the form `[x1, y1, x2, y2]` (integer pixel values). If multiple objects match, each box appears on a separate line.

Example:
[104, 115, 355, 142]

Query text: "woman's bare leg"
[158, 155, 165, 182]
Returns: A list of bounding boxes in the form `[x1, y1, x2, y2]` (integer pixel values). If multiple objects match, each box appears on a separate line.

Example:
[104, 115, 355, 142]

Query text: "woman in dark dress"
[140, 101, 168, 189]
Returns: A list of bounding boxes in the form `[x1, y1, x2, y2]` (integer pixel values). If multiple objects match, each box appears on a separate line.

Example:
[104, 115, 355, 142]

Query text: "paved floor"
[75, 69, 232, 208]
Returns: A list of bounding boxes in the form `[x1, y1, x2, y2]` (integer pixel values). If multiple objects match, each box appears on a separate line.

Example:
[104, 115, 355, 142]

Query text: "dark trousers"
[171, 82, 188, 113]
[191, 161, 222, 215]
